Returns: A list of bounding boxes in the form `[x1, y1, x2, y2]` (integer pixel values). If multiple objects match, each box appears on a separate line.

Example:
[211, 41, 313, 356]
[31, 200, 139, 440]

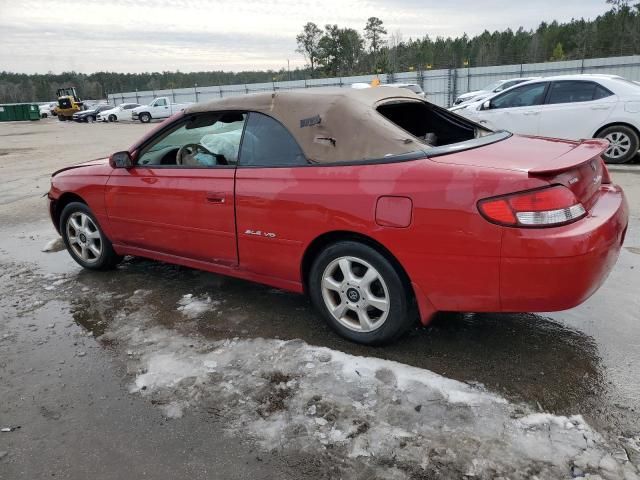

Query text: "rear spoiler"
[528, 139, 609, 175]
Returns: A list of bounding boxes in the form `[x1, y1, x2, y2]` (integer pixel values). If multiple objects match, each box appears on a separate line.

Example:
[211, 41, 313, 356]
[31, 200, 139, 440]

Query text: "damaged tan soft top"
[184, 88, 426, 163]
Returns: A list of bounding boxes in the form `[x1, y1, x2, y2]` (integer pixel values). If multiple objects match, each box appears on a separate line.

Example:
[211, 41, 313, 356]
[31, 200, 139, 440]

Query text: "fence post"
[219, 86, 223, 98]
[580, 58, 585, 74]
[194, 84, 198, 102]
[171, 88, 176, 102]
[135, 89, 139, 103]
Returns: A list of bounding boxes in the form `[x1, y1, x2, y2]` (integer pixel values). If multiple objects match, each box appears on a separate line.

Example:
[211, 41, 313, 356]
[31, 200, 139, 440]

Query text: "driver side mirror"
[109, 151, 133, 168]
[482, 100, 492, 110]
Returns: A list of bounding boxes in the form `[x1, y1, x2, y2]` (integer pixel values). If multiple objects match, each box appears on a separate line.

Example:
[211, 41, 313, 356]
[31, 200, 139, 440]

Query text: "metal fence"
[108, 55, 640, 108]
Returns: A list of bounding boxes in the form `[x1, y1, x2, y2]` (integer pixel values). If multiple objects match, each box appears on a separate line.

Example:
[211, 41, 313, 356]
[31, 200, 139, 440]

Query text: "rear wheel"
[597, 125, 639, 164]
[139, 112, 151, 123]
[87, 115, 96, 123]
[60, 202, 123, 270]
[309, 241, 415, 345]
[58, 115, 65, 121]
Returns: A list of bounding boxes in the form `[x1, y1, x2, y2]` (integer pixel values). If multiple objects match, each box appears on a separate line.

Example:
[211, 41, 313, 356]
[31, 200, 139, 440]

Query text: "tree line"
[0, 1, 638, 103]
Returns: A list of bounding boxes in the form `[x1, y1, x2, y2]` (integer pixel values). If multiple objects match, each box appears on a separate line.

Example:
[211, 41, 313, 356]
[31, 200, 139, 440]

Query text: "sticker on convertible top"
[300, 115, 321, 128]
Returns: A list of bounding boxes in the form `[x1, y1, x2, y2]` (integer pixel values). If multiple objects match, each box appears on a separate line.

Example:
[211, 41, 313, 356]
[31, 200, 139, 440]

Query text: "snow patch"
[41, 237, 65, 253]
[98, 290, 637, 479]
[176, 294, 218, 318]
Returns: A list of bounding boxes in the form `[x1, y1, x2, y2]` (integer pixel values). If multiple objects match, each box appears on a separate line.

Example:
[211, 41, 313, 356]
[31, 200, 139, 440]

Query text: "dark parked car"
[72, 104, 114, 123]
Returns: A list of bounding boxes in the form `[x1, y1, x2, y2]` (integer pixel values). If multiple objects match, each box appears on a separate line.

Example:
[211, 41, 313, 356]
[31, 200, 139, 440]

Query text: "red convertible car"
[48, 87, 628, 344]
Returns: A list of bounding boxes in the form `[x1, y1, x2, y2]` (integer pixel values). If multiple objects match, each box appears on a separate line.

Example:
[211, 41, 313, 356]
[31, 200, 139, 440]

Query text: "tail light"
[478, 185, 586, 227]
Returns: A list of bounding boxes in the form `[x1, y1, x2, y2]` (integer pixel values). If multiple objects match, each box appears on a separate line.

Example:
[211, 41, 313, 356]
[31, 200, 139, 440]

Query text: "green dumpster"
[0, 103, 41, 122]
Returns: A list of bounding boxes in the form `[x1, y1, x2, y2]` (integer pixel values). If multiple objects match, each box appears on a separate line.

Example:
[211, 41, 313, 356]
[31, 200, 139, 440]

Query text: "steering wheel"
[176, 143, 227, 166]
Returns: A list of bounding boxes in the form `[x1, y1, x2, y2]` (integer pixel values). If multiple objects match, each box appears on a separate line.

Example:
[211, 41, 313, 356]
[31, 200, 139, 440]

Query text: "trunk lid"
[429, 134, 608, 208]
[528, 139, 608, 209]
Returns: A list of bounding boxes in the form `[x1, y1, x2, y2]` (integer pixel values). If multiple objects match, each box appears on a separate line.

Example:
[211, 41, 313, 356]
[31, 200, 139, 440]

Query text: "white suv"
[453, 74, 640, 163]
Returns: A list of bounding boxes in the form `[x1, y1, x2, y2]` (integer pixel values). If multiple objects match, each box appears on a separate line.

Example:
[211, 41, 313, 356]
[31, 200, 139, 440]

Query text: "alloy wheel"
[66, 212, 102, 264]
[604, 131, 631, 160]
[321, 256, 390, 332]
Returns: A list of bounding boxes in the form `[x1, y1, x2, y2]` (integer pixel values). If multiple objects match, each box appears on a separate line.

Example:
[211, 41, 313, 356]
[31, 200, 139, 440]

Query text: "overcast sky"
[0, 0, 611, 74]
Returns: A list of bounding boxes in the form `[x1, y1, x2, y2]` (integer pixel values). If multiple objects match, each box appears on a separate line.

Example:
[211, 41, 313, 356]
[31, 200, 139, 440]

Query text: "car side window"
[490, 83, 547, 109]
[137, 112, 246, 168]
[156, 99, 167, 107]
[239, 112, 306, 167]
[593, 84, 614, 100]
[546, 81, 605, 104]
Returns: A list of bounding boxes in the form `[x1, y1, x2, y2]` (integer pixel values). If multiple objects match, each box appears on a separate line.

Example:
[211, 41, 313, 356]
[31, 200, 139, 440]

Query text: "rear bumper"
[499, 184, 628, 311]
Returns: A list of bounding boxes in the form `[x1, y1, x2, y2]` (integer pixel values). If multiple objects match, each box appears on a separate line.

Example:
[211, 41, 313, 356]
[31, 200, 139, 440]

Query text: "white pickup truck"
[131, 97, 190, 123]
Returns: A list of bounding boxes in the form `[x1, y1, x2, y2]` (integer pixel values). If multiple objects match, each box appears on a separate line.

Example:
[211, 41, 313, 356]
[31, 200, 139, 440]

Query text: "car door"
[234, 112, 308, 282]
[474, 82, 549, 135]
[537, 80, 617, 140]
[152, 98, 170, 118]
[105, 112, 246, 266]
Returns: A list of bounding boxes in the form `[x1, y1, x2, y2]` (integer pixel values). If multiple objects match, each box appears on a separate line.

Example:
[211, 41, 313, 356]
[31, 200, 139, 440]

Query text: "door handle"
[590, 105, 610, 110]
[523, 111, 539, 116]
[206, 192, 225, 204]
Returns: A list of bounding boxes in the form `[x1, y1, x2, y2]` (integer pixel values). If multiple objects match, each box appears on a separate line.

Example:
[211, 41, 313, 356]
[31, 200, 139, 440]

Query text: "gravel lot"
[1, 118, 639, 479]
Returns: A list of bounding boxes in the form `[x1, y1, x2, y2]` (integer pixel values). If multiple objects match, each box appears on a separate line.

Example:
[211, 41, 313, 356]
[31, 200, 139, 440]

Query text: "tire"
[597, 125, 639, 164]
[60, 202, 123, 270]
[108, 114, 116, 122]
[58, 115, 65, 121]
[309, 241, 415, 345]
[41, 113, 48, 119]
[139, 112, 151, 123]
[87, 115, 96, 123]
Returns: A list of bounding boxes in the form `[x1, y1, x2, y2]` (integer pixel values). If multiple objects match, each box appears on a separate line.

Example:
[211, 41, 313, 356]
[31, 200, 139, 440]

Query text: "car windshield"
[484, 81, 504, 91]
[403, 85, 423, 94]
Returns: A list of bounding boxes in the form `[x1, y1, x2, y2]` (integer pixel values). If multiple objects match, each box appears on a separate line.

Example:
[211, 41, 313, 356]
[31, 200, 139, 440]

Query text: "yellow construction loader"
[54, 87, 83, 121]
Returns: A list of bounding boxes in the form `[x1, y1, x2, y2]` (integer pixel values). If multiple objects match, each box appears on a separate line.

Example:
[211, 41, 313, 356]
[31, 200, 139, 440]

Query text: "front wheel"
[597, 125, 639, 164]
[309, 241, 415, 345]
[60, 202, 123, 270]
[108, 114, 116, 122]
[139, 112, 151, 123]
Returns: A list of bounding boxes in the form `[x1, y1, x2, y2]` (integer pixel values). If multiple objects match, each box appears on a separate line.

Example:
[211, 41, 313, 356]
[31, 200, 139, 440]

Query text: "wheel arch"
[51, 192, 87, 234]
[300, 230, 438, 325]
[593, 121, 640, 140]
[300, 231, 408, 290]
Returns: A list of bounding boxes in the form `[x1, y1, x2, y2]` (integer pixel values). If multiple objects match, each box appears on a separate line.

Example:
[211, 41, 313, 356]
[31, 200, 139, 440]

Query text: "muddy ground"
[1, 119, 639, 479]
